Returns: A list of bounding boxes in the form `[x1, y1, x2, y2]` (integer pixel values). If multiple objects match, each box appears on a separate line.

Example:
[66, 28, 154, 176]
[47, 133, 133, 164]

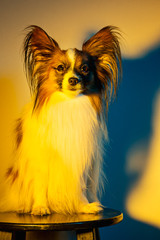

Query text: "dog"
[0, 25, 121, 215]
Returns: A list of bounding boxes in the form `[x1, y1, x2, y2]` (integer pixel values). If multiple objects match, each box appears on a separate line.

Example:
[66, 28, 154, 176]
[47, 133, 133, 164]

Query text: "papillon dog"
[0, 25, 121, 215]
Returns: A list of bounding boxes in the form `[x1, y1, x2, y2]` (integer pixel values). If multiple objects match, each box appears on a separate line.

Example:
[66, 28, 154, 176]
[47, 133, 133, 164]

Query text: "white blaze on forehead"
[63, 48, 81, 97]
[67, 48, 76, 69]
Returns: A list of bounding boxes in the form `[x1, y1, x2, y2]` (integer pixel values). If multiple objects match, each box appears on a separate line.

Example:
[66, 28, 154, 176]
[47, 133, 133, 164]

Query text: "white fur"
[62, 49, 82, 97]
[0, 92, 107, 215]
[67, 48, 76, 66]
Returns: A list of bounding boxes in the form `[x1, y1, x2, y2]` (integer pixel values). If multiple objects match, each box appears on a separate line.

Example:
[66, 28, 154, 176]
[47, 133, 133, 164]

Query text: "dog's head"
[24, 25, 121, 111]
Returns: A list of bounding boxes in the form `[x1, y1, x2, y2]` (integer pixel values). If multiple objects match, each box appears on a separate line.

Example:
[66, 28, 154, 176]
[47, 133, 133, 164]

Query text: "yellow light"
[126, 90, 160, 228]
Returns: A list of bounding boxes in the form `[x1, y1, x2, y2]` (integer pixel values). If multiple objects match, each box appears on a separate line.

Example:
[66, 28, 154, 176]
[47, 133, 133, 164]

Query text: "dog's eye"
[56, 64, 65, 72]
[81, 64, 89, 74]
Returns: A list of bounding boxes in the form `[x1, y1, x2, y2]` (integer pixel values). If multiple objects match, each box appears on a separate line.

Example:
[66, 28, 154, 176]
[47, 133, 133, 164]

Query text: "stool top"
[0, 208, 123, 232]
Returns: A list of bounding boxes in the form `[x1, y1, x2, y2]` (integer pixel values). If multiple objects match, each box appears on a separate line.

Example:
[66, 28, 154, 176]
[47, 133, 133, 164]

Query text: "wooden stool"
[0, 208, 123, 240]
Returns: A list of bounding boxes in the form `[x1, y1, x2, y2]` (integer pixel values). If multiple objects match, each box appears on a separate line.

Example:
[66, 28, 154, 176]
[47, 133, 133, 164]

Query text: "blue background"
[100, 44, 160, 239]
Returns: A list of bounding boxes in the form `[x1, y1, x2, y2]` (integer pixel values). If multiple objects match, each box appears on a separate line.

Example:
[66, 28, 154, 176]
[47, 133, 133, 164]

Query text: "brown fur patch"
[6, 167, 13, 177]
[6, 167, 19, 184]
[35, 79, 57, 110]
[88, 93, 102, 115]
[15, 118, 23, 149]
[33, 49, 71, 111]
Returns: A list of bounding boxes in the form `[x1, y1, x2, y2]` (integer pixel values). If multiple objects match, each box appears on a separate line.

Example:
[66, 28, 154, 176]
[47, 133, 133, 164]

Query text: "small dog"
[0, 26, 121, 215]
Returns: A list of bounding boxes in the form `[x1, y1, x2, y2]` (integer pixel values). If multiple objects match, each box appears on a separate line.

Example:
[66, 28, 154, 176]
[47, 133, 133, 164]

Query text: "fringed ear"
[24, 25, 60, 94]
[82, 26, 122, 101]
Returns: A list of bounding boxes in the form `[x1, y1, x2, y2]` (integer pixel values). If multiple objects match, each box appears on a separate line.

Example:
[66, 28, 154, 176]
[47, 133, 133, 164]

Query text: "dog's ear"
[82, 26, 122, 99]
[24, 25, 59, 58]
[24, 25, 60, 93]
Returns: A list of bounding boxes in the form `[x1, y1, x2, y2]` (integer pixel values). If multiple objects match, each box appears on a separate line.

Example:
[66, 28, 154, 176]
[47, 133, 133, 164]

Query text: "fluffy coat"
[0, 25, 121, 215]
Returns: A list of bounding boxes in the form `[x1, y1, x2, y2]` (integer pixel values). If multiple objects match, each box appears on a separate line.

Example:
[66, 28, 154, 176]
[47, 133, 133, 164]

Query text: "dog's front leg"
[31, 168, 51, 215]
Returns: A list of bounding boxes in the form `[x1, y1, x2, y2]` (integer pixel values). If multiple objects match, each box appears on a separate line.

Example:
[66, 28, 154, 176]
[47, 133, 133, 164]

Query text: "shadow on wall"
[100, 44, 160, 239]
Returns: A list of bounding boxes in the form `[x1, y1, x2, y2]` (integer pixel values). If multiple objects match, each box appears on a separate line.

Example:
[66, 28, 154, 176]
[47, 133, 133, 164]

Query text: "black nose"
[68, 77, 79, 86]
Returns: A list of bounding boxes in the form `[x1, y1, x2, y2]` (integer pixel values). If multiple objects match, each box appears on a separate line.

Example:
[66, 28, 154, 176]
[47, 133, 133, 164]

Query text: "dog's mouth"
[68, 86, 85, 92]
[62, 84, 84, 97]
[69, 87, 77, 91]
[63, 90, 82, 98]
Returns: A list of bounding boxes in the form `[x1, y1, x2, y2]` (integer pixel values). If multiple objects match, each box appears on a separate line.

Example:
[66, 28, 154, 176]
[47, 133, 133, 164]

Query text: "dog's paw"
[79, 202, 103, 214]
[18, 208, 30, 214]
[31, 206, 51, 216]
[17, 204, 31, 214]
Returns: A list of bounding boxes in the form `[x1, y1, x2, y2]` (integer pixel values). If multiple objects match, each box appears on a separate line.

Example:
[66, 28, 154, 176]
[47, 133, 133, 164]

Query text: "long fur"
[0, 25, 121, 215]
